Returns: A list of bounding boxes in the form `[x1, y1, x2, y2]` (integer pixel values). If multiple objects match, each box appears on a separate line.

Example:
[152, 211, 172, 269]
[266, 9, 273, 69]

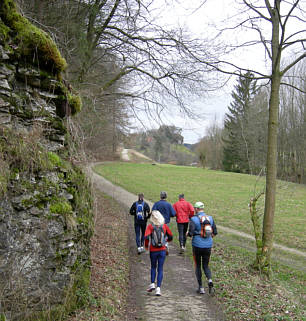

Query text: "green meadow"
[94, 162, 306, 320]
[94, 162, 306, 251]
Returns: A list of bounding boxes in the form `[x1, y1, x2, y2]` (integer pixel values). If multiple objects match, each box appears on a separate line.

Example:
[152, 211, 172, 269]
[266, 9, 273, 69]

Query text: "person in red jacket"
[144, 210, 173, 296]
[173, 194, 194, 253]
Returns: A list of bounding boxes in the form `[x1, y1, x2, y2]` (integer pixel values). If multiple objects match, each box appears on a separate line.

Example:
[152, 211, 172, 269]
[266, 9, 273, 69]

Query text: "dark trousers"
[177, 222, 189, 247]
[193, 246, 212, 287]
[134, 222, 146, 247]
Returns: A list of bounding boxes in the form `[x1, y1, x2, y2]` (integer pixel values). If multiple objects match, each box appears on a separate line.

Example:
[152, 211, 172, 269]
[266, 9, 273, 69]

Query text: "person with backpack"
[187, 201, 217, 295]
[152, 191, 176, 254]
[144, 210, 173, 296]
[173, 194, 194, 253]
[130, 193, 151, 254]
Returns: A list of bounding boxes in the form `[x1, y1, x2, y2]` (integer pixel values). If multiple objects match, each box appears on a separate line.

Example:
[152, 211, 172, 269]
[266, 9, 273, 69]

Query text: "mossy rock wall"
[0, 3, 92, 321]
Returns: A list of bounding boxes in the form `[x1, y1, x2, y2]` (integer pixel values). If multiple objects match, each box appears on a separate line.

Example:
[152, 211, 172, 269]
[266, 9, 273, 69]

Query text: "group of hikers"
[129, 191, 218, 297]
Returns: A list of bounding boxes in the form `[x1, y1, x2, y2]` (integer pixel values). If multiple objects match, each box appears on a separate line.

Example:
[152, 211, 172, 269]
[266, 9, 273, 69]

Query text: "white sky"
[130, 0, 306, 144]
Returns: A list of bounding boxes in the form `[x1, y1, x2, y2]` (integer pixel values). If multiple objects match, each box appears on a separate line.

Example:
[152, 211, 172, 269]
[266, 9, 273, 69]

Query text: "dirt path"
[85, 165, 225, 321]
[121, 148, 130, 161]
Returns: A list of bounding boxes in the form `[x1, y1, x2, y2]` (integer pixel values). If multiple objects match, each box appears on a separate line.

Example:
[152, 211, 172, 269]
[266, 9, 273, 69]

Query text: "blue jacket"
[188, 211, 217, 248]
[152, 200, 176, 224]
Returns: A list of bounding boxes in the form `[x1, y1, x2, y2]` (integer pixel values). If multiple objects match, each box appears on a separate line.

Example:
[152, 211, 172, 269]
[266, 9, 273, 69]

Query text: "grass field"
[93, 163, 306, 321]
[94, 162, 306, 251]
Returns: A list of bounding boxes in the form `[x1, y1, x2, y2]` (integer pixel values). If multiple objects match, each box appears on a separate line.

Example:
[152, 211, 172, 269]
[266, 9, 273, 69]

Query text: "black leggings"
[193, 246, 212, 287]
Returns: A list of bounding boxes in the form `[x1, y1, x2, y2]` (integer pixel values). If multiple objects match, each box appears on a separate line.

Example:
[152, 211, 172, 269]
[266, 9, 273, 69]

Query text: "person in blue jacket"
[152, 191, 176, 254]
[187, 201, 217, 295]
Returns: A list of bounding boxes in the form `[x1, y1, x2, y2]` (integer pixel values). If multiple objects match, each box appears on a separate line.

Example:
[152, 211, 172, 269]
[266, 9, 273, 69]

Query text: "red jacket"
[173, 199, 194, 223]
[144, 224, 173, 252]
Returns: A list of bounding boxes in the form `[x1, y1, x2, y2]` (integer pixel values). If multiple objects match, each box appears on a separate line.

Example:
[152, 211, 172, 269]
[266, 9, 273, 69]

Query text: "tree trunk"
[260, 1, 282, 275]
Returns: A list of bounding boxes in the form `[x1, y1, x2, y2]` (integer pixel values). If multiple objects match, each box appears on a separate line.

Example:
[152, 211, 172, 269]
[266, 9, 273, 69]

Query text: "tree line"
[128, 125, 198, 165]
[196, 62, 306, 184]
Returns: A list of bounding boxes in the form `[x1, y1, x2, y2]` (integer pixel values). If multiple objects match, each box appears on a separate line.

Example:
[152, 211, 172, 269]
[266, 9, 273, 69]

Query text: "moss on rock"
[0, 0, 67, 75]
[68, 92, 82, 115]
[0, 19, 10, 42]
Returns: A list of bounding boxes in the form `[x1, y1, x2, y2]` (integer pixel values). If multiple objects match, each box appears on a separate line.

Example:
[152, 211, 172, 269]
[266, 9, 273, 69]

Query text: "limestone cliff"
[0, 1, 93, 320]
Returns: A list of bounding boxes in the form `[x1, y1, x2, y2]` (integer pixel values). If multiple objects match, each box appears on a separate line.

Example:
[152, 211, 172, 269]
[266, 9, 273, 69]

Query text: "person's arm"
[173, 203, 177, 217]
[144, 202, 151, 219]
[170, 205, 176, 217]
[211, 218, 218, 237]
[165, 225, 173, 242]
[189, 203, 195, 217]
[187, 219, 196, 237]
[129, 202, 136, 215]
[144, 224, 152, 249]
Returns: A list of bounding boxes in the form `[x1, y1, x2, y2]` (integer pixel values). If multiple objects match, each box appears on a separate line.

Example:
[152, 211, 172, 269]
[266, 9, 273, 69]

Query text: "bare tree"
[17, 0, 221, 157]
[189, 0, 306, 275]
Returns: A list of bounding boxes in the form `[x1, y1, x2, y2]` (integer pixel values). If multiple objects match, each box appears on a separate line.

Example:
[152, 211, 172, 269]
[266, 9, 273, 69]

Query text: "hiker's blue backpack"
[136, 201, 145, 221]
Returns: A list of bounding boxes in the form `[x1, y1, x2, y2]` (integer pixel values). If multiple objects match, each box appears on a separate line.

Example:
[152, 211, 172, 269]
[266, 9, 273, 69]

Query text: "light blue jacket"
[189, 211, 217, 248]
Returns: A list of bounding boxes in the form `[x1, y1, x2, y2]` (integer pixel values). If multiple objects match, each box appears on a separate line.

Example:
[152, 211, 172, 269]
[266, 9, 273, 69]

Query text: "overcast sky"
[131, 0, 305, 144]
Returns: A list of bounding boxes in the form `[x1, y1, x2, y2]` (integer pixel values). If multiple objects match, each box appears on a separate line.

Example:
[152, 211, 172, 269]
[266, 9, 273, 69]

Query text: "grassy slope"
[94, 162, 306, 251]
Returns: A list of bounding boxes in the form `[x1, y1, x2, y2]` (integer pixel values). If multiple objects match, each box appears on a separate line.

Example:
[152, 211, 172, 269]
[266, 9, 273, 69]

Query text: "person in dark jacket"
[130, 193, 151, 254]
[187, 201, 217, 295]
[173, 194, 194, 253]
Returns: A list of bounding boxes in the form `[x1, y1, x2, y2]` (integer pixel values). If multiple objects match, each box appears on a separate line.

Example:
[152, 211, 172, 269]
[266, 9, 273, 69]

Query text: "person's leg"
[201, 248, 212, 280]
[134, 223, 141, 248]
[140, 223, 146, 247]
[192, 246, 202, 288]
[150, 251, 158, 284]
[177, 223, 184, 247]
[201, 247, 214, 294]
[156, 250, 166, 287]
[182, 222, 189, 247]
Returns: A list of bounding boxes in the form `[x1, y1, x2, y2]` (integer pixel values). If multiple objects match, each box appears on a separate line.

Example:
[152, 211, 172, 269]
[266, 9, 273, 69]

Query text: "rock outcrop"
[0, 1, 93, 320]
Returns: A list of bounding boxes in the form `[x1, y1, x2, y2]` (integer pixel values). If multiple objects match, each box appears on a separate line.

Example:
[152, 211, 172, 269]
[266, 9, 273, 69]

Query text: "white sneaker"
[140, 246, 144, 252]
[146, 283, 155, 292]
[198, 287, 205, 294]
[155, 287, 161, 296]
[137, 247, 142, 254]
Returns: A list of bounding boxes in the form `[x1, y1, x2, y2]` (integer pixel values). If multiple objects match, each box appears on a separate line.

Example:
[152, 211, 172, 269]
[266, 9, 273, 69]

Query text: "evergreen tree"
[223, 72, 258, 173]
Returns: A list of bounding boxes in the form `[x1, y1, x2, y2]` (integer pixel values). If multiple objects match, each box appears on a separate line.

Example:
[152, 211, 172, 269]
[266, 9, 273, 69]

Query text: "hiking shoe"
[197, 287, 205, 294]
[146, 283, 155, 292]
[155, 287, 161, 296]
[208, 282, 215, 295]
